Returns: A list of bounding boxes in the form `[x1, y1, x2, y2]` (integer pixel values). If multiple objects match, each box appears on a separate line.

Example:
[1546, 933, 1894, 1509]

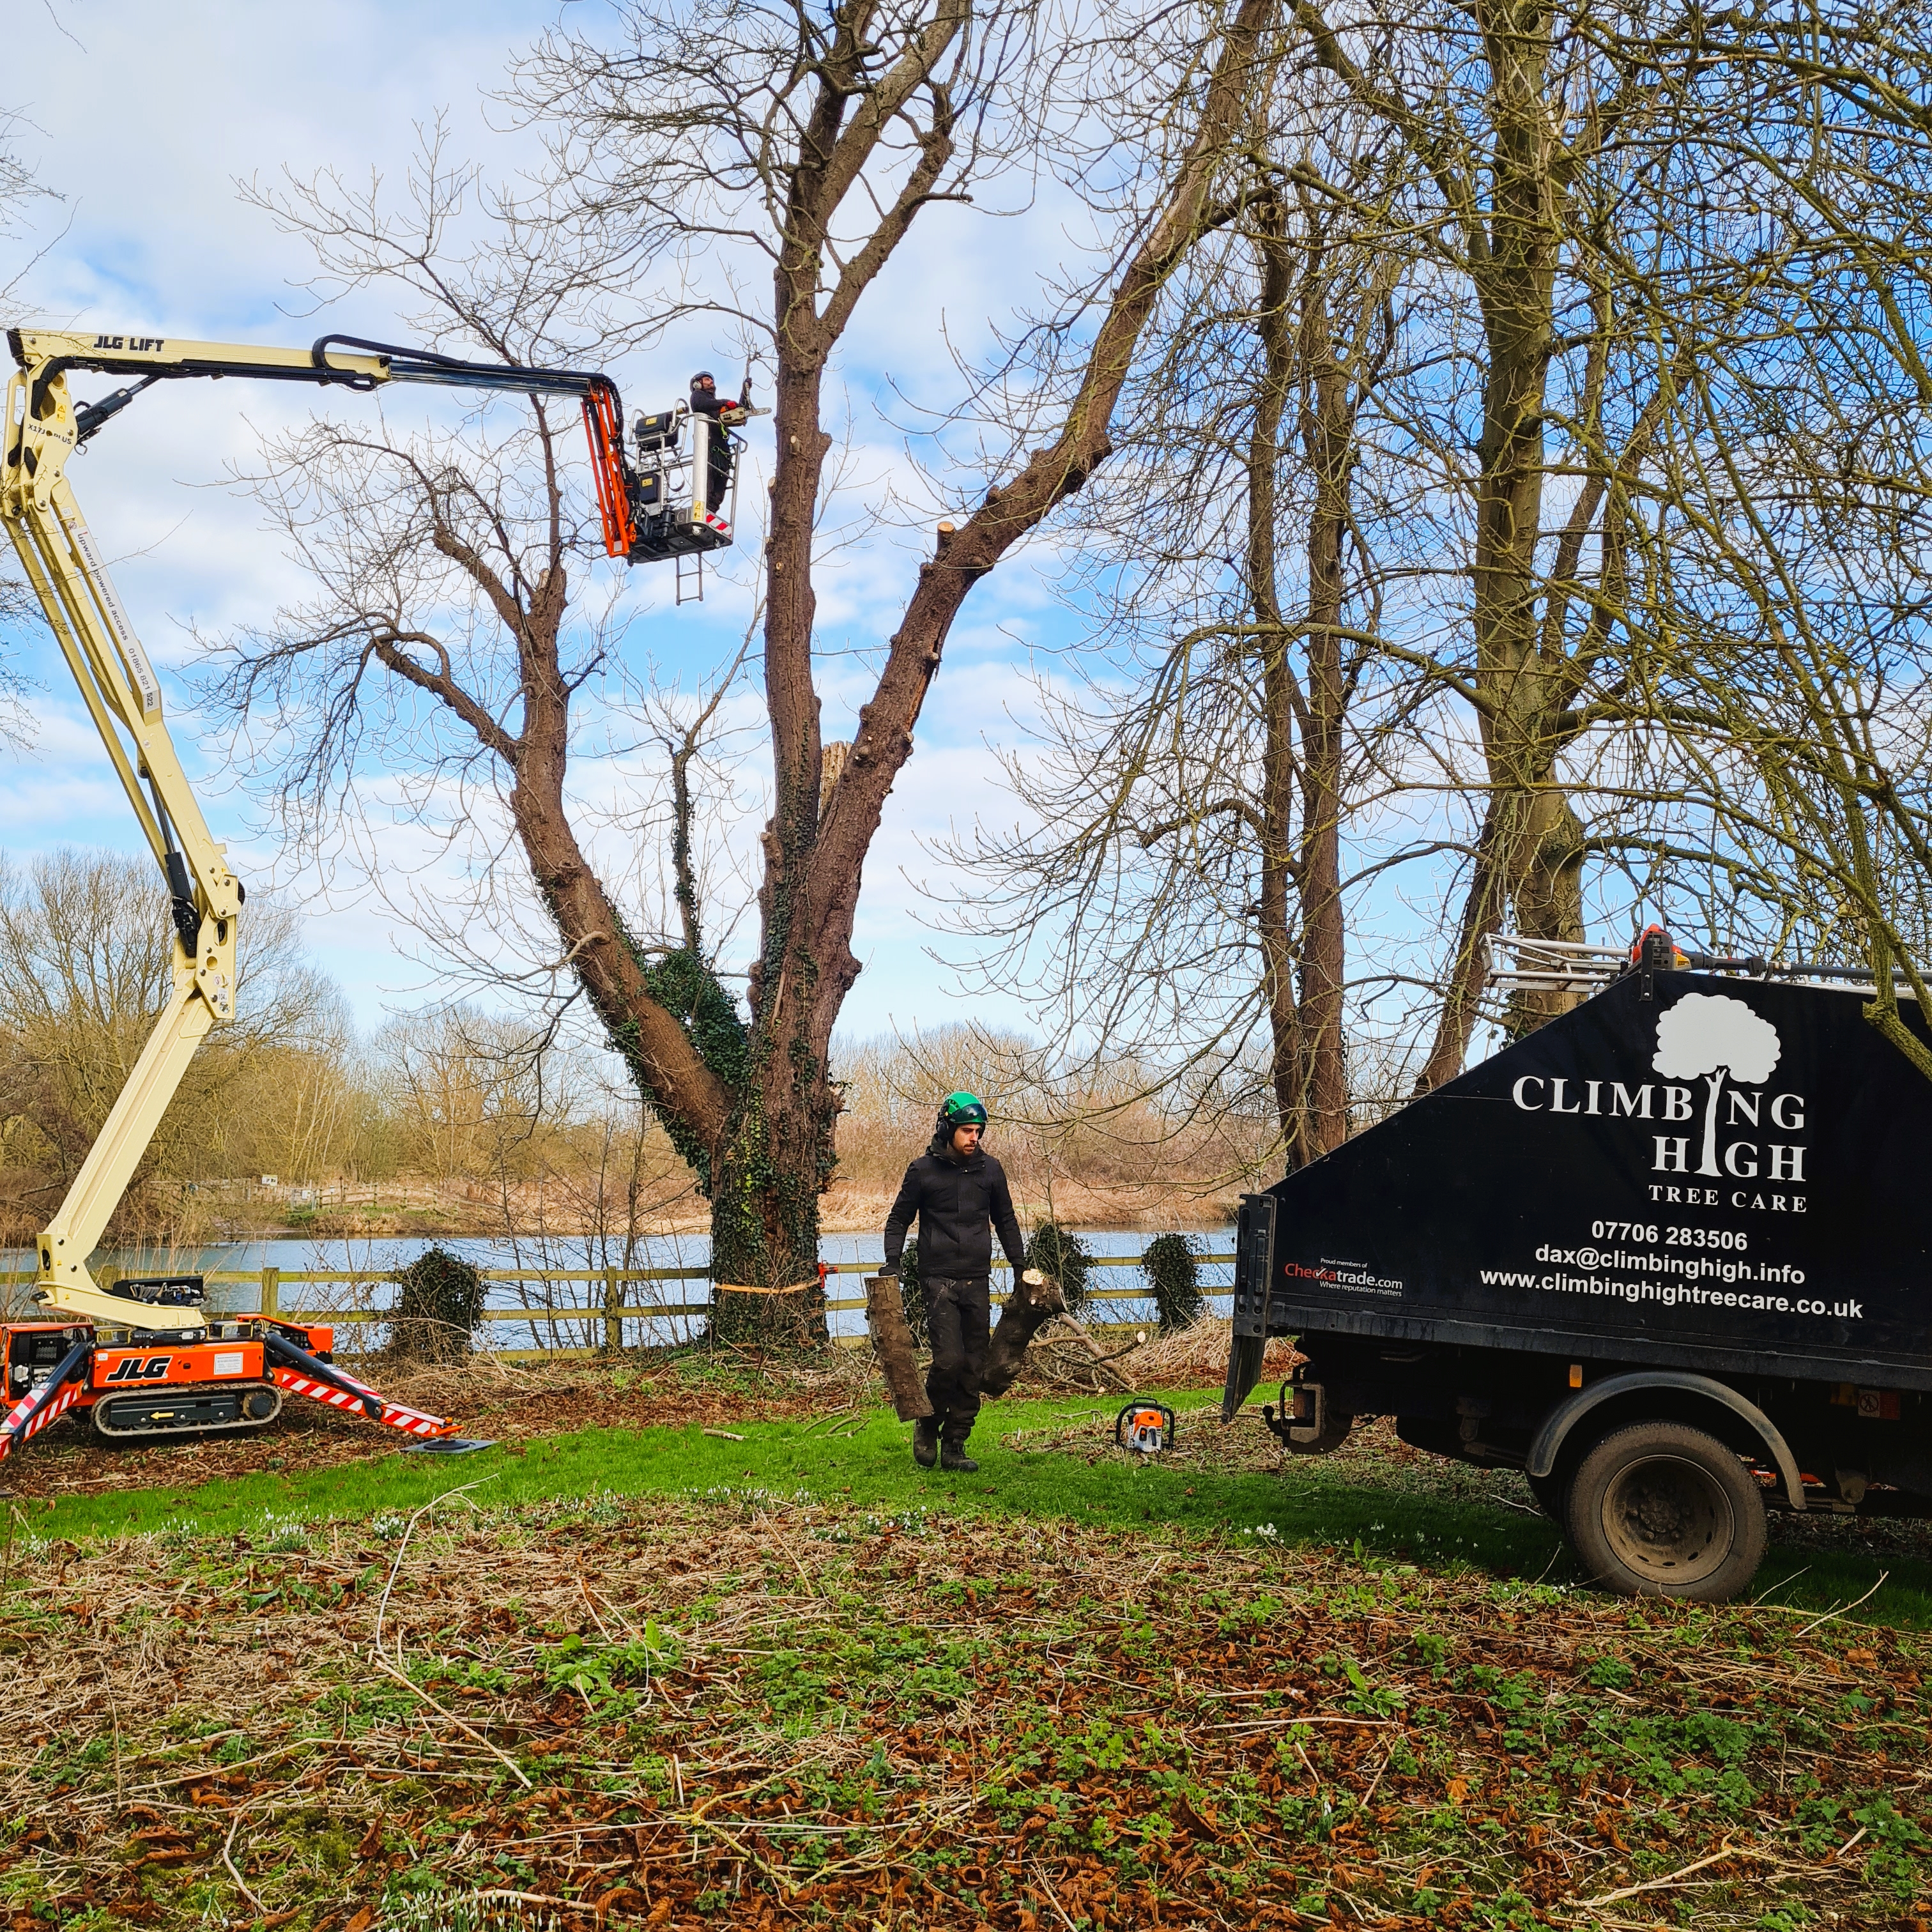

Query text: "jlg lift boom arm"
[0, 328, 644, 1330]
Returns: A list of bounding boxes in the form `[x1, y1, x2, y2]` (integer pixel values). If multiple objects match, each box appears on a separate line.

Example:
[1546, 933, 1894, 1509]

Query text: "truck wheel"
[1566, 1421, 1766, 1602]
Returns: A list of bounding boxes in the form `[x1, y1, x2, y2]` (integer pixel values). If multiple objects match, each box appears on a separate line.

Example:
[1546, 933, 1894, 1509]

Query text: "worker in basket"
[689, 370, 746, 512]
[882, 1091, 1028, 1473]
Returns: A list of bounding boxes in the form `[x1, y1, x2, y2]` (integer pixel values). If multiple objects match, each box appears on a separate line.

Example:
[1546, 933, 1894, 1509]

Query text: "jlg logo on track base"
[104, 1356, 171, 1382]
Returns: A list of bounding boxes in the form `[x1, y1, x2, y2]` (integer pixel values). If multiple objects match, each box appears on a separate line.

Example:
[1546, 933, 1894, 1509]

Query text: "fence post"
[603, 1268, 622, 1354]
[260, 1265, 279, 1319]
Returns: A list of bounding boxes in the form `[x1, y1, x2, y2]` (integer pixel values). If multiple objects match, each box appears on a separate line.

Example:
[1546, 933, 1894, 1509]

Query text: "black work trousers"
[924, 1275, 990, 1446]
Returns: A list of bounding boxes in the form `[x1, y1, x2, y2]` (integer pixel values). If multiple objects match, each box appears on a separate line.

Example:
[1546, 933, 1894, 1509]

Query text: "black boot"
[912, 1416, 940, 1468]
[940, 1443, 978, 1473]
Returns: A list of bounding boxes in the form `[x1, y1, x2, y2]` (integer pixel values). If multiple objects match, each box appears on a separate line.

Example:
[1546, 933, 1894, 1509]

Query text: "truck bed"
[1225, 965, 1932, 1393]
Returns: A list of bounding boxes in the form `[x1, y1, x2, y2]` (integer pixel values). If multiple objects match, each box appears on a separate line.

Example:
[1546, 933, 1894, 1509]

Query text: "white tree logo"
[1652, 993, 1782, 1177]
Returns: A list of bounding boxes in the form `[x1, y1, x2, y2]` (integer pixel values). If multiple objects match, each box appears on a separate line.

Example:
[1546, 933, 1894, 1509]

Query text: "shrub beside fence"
[0, 1252, 1234, 1358]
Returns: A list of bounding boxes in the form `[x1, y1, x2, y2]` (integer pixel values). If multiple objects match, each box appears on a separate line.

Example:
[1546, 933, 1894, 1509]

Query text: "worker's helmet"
[693, 370, 716, 385]
[939, 1091, 988, 1130]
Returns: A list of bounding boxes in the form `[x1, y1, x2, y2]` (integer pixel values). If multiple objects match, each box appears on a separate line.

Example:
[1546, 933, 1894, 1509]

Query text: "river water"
[2, 1229, 1236, 1348]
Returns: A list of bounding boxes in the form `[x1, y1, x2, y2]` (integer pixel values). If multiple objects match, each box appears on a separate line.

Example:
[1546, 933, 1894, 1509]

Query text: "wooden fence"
[1, 1254, 1235, 1359]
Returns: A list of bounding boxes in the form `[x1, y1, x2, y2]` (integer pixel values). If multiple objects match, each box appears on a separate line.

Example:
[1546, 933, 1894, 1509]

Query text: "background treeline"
[0, 851, 1273, 1244]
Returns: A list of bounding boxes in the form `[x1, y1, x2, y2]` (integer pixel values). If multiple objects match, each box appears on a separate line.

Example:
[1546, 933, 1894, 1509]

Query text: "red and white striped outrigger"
[0, 1336, 91, 1461]
[258, 1328, 459, 1441]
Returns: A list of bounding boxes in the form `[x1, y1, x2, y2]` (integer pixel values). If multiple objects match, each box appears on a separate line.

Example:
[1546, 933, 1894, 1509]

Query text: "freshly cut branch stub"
[980, 1269, 1067, 1398]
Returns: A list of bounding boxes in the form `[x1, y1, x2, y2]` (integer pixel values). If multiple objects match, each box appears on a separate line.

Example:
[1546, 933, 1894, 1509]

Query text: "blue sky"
[3, 0, 1088, 1047]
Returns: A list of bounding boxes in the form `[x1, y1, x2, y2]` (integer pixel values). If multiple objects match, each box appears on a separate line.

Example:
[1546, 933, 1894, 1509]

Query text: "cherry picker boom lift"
[0, 327, 749, 1460]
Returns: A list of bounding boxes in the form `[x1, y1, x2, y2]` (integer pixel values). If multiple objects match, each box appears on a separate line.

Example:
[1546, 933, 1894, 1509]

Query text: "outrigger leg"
[0, 1338, 93, 1462]
[257, 1330, 493, 1452]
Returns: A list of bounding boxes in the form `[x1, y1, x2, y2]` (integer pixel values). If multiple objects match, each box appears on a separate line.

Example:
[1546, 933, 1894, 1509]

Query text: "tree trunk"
[1413, 792, 1508, 1092]
[1298, 0, 1592, 1086]
[1248, 198, 1305, 1156]
[1464, 0, 1588, 1033]
[1294, 250, 1356, 1162]
[1250, 198, 1364, 1166]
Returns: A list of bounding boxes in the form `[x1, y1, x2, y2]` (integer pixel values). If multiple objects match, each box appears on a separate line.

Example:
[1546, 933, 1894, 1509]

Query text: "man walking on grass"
[882, 1091, 1028, 1473]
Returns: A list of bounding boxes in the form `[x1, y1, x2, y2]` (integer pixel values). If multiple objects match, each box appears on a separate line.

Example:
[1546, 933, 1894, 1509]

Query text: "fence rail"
[0, 1253, 1236, 1357]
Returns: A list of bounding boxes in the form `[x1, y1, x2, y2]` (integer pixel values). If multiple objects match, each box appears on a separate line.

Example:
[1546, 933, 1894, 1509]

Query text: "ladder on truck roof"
[1485, 931, 1923, 999]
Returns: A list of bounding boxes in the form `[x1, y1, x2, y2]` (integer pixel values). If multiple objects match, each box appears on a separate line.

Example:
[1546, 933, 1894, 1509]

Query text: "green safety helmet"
[939, 1091, 988, 1130]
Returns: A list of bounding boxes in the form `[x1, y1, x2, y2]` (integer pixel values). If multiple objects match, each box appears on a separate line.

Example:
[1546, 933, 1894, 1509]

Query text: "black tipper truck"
[1220, 930, 1932, 1601]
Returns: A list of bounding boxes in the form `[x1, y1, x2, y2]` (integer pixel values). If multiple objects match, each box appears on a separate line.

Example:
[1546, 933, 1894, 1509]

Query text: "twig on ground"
[1573, 1843, 1775, 1906]
[371, 1476, 496, 1657]
[366, 1652, 533, 1791]
[1031, 1861, 1080, 1931]
[220, 1800, 266, 1916]
[1749, 1565, 1812, 1604]
[578, 1573, 616, 1642]
[1791, 1572, 1889, 1639]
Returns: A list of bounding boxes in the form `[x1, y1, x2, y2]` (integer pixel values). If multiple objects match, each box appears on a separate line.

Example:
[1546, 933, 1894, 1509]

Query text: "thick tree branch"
[808, 0, 1284, 1029]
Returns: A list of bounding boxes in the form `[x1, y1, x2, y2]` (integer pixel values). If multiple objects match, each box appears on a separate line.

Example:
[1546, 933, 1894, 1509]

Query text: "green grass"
[24, 1390, 1932, 1629]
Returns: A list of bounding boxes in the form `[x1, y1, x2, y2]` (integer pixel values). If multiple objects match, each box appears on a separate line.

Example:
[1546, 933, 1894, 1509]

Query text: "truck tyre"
[1566, 1420, 1766, 1602]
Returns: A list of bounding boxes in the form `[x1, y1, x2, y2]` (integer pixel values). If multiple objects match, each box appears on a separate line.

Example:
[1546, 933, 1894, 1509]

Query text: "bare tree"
[1577, 17, 1932, 1077]
[214, 0, 1285, 1330]
[944, 0, 1932, 1130]
[0, 850, 346, 1237]
[1243, 174, 1401, 1159]
[1262, 0, 1703, 1085]
[937, 121, 1414, 1169]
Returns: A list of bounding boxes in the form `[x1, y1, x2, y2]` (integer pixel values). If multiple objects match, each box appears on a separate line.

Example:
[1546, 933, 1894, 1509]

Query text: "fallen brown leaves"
[1, 1489, 1925, 1929]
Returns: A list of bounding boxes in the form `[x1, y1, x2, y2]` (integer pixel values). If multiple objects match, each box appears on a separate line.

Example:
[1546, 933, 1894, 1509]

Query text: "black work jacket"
[883, 1133, 1027, 1282]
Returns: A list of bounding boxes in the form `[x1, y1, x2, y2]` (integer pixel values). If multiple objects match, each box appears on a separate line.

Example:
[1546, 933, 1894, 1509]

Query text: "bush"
[1142, 1231, 1206, 1332]
[391, 1245, 487, 1362]
[1025, 1220, 1093, 1316]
